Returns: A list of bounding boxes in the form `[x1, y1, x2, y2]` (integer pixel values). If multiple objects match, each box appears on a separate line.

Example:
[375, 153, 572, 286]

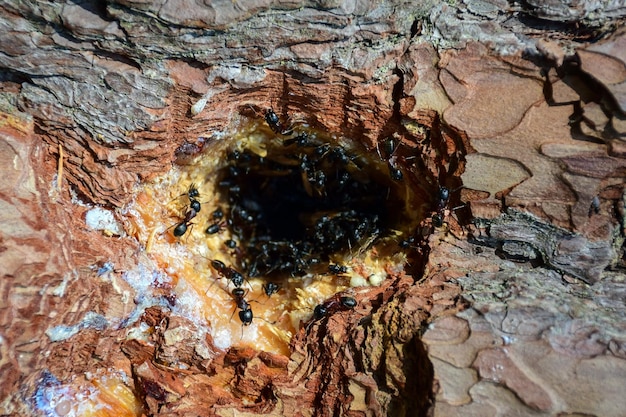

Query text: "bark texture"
[1, 1, 625, 417]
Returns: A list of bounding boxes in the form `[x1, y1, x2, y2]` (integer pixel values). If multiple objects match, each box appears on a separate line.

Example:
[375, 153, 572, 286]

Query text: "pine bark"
[1, 1, 625, 416]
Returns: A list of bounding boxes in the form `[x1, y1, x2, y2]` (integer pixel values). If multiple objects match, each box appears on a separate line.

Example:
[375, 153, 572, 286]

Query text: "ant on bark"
[245, 104, 296, 136]
[305, 293, 358, 333]
[432, 186, 451, 227]
[313, 295, 357, 319]
[264, 108, 294, 136]
[428, 183, 472, 242]
[376, 137, 405, 181]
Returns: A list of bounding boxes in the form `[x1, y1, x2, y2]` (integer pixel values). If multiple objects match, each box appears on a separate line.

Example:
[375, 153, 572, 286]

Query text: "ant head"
[263, 282, 280, 296]
[313, 304, 327, 320]
[230, 271, 245, 288]
[188, 184, 200, 199]
[211, 259, 226, 271]
[212, 207, 224, 220]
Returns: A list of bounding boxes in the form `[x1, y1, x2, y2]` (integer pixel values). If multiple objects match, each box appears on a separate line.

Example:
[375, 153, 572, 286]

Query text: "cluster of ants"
[209, 258, 274, 327]
[212, 256, 357, 333]
[167, 107, 457, 335]
[215, 109, 396, 280]
[168, 161, 361, 333]
[371, 126, 457, 231]
[168, 185, 281, 329]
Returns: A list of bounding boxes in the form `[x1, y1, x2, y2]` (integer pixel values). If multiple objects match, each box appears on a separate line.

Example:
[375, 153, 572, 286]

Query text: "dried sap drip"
[34, 372, 142, 417]
[127, 117, 425, 355]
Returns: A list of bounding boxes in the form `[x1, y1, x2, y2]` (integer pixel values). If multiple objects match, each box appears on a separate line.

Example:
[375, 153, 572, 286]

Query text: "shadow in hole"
[388, 335, 434, 417]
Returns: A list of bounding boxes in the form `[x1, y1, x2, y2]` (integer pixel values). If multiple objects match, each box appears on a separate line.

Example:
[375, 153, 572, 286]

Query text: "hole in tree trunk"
[122, 77, 467, 415]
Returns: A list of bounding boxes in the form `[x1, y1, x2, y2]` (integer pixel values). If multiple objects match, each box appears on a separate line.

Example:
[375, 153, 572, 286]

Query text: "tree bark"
[1, 1, 625, 416]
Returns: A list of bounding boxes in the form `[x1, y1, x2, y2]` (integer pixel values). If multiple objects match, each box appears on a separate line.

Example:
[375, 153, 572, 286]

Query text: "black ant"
[431, 185, 470, 231]
[262, 282, 280, 297]
[314, 296, 357, 319]
[264, 108, 293, 136]
[230, 289, 277, 342]
[210, 259, 245, 288]
[230, 288, 254, 337]
[376, 137, 404, 181]
[205, 221, 226, 235]
[168, 184, 203, 237]
[172, 208, 197, 237]
[231, 288, 276, 335]
[328, 264, 348, 275]
[177, 183, 202, 212]
[432, 186, 451, 228]
[307, 295, 357, 332]
[212, 207, 224, 220]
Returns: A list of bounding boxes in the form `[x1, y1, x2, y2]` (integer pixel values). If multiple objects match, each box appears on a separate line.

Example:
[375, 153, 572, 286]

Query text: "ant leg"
[205, 277, 220, 295]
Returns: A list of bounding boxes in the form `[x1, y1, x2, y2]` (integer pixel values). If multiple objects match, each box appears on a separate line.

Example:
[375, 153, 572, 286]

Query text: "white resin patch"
[85, 207, 123, 236]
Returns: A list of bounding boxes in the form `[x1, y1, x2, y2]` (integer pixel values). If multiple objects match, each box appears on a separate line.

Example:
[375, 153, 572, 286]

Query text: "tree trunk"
[1, 1, 625, 416]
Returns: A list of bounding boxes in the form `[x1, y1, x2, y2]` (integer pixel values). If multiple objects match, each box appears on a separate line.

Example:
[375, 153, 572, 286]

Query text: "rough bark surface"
[1, 1, 625, 417]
